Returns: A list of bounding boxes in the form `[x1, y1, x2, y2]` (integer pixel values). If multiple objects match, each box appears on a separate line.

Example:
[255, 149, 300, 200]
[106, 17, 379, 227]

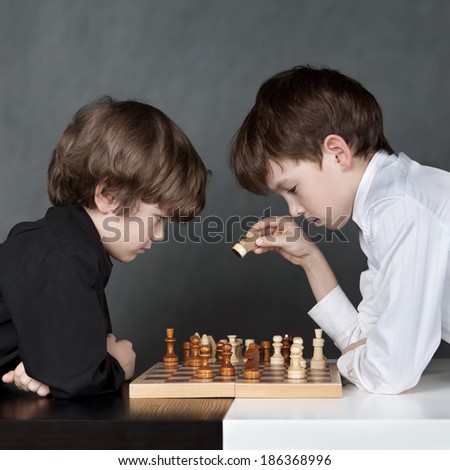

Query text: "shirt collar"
[352, 150, 392, 228]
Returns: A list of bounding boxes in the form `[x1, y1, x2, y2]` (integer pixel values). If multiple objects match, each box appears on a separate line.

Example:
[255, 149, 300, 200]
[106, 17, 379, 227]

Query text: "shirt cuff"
[308, 285, 359, 351]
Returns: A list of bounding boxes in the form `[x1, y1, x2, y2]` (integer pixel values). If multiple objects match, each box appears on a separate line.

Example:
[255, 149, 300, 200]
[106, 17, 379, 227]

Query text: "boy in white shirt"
[230, 65, 450, 394]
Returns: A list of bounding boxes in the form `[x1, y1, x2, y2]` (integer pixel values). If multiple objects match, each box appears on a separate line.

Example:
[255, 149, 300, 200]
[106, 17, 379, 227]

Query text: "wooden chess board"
[129, 362, 342, 398]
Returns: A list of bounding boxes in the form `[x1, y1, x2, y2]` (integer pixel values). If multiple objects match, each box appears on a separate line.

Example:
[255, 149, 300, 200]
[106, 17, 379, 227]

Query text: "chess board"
[129, 362, 342, 398]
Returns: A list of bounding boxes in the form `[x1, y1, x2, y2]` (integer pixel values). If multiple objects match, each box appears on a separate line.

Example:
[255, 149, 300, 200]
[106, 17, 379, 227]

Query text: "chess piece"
[232, 230, 261, 258]
[208, 335, 217, 362]
[228, 335, 240, 363]
[216, 341, 224, 363]
[243, 343, 261, 379]
[188, 335, 202, 368]
[287, 344, 306, 379]
[244, 339, 255, 359]
[260, 341, 271, 363]
[310, 328, 327, 370]
[282, 336, 291, 364]
[270, 335, 285, 365]
[293, 337, 306, 369]
[197, 344, 214, 379]
[236, 338, 245, 362]
[219, 343, 235, 376]
[182, 340, 190, 365]
[163, 328, 178, 368]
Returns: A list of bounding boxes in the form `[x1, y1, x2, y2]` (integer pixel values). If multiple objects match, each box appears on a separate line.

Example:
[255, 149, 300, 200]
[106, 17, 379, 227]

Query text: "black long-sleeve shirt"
[0, 206, 125, 398]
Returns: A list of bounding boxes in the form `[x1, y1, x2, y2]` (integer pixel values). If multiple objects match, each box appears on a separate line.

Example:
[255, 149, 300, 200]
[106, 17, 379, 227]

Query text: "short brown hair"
[48, 96, 209, 221]
[230, 65, 393, 194]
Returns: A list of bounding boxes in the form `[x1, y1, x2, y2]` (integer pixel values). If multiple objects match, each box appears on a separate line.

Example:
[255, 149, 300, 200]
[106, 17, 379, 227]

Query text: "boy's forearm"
[301, 249, 338, 302]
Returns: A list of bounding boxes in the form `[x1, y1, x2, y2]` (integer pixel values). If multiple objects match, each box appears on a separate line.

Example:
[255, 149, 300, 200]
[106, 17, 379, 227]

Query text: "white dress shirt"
[309, 151, 450, 394]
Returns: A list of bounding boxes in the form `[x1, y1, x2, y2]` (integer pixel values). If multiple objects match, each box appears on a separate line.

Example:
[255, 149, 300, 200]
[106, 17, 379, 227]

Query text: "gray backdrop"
[1, 0, 449, 375]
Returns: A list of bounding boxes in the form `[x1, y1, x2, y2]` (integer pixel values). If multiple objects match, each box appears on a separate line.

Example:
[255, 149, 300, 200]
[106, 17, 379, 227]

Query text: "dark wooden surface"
[0, 382, 233, 450]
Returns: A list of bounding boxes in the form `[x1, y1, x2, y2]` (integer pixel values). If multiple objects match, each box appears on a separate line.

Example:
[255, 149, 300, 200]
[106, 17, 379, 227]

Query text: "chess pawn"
[270, 335, 285, 365]
[163, 328, 178, 368]
[310, 328, 327, 370]
[182, 341, 190, 365]
[216, 341, 224, 363]
[219, 343, 235, 376]
[232, 230, 261, 258]
[188, 335, 202, 368]
[293, 337, 306, 369]
[197, 345, 214, 379]
[287, 344, 306, 379]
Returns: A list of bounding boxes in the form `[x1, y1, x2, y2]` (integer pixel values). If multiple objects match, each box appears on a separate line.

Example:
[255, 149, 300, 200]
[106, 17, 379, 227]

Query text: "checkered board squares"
[129, 363, 342, 398]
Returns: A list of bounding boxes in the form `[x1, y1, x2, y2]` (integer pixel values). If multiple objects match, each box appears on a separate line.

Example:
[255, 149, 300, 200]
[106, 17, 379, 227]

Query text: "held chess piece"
[163, 328, 178, 368]
[197, 344, 214, 379]
[310, 328, 327, 370]
[188, 335, 202, 368]
[232, 230, 261, 258]
[270, 335, 285, 365]
[243, 343, 261, 380]
[287, 344, 306, 379]
[219, 343, 235, 376]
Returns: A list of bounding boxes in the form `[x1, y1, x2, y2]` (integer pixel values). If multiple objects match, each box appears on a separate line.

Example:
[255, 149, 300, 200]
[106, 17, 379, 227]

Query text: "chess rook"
[260, 341, 271, 363]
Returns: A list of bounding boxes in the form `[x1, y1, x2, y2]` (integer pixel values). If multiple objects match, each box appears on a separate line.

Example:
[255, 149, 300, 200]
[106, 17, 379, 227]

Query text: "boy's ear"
[93, 184, 118, 214]
[322, 134, 353, 170]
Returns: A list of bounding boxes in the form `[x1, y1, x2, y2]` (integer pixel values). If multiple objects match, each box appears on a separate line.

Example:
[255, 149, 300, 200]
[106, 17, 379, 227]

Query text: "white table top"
[223, 359, 450, 449]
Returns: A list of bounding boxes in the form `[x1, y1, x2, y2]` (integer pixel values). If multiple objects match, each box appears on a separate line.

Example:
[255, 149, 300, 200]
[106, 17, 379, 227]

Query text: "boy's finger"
[37, 384, 50, 397]
[2, 371, 14, 383]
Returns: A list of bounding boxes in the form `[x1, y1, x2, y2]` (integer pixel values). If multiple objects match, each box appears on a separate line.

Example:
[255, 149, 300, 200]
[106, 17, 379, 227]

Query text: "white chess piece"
[310, 328, 327, 370]
[207, 335, 216, 363]
[293, 337, 307, 369]
[270, 335, 285, 365]
[288, 344, 306, 379]
[228, 335, 240, 363]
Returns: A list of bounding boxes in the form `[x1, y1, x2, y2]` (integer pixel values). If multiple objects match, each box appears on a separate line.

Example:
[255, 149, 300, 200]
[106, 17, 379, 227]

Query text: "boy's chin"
[109, 252, 138, 263]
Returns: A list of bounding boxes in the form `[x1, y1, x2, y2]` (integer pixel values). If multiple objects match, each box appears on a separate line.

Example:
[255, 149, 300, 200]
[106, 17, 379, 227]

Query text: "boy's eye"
[287, 186, 297, 194]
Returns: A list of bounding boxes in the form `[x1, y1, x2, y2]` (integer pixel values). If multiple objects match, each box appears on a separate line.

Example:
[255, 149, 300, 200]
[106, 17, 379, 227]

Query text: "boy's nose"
[151, 225, 165, 242]
[289, 203, 304, 218]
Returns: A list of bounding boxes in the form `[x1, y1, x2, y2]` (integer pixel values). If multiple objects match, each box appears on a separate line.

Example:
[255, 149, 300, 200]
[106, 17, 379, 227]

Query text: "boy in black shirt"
[0, 97, 208, 398]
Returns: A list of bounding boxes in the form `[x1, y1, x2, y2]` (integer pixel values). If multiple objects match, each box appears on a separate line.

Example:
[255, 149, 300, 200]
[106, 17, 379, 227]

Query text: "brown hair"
[230, 65, 394, 194]
[48, 96, 209, 221]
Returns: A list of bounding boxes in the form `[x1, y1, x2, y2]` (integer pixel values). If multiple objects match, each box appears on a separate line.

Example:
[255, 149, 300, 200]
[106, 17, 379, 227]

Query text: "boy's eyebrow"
[273, 179, 290, 192]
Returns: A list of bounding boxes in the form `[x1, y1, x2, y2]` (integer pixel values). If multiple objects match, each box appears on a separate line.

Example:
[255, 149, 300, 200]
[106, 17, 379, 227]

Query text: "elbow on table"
[356, 368, 422, 395]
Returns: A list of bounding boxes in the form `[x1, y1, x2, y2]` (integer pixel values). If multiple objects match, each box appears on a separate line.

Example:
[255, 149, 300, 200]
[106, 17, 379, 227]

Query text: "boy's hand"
[107, 333, 136, 380]
[249, 216, 319, 267]
[1, 362, 50, 397]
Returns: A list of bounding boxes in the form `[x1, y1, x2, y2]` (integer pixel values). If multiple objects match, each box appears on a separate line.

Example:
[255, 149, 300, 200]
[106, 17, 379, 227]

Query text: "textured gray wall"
[1, 0, 449, 375]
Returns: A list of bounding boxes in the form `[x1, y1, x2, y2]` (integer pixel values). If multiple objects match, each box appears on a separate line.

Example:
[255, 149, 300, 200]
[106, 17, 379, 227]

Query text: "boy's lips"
[306, 217, 323, 227]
